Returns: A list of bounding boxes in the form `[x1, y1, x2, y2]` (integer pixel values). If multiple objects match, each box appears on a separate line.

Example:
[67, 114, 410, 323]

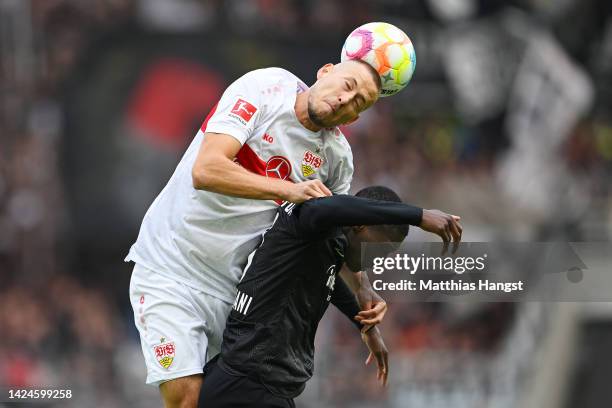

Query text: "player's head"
[351, 185, 409, 242]
[343, 186, 409, 271]
[307, 60, 382, 128]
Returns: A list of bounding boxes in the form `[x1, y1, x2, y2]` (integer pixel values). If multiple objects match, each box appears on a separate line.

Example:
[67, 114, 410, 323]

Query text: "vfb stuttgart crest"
[153, 338, 176, 369]
[302, 150, 324, 177]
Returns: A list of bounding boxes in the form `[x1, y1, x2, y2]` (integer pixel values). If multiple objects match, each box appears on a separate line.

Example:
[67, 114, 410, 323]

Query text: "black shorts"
[198, 356, 296, 408]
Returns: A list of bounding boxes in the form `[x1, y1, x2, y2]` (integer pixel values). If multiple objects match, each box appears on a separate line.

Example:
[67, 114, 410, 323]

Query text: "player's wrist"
[272, 180, 295, 202]
[416, 207, 424, 225]
[421, 208, 432, 218]
[255, 176, 291, 202]
[361, 323, 377, 335]
[357, 271, 371, 289]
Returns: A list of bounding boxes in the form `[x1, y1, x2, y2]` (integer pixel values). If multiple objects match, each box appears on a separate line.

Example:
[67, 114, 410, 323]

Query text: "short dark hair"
[355, 185, 409, 240]
[351, 59, 382, 93]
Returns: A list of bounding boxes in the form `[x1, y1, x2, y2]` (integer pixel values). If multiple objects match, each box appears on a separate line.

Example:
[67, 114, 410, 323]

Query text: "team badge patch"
[153, 337, 176, 369]
[301, 150, 324, 177]
[229, 98, 257, 124]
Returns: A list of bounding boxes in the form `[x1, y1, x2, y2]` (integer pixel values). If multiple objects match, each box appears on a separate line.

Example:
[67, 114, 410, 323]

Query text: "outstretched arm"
[298, 195, 422, 230]
[297, 195, 462, 249]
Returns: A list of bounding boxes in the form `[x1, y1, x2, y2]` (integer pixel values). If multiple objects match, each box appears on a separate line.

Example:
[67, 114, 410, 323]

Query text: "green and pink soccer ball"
[341, 22, 416, 97]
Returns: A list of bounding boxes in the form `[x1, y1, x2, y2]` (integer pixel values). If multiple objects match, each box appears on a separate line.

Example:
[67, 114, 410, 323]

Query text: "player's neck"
[294, 91, 322, 133]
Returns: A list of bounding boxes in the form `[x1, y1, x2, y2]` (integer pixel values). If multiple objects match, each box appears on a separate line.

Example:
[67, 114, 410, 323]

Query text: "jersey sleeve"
[203, 71, 264, 145]
[294, 195, 423, 236]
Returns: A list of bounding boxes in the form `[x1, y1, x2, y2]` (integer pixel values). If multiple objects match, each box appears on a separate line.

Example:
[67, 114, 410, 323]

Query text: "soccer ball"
[341, 22, 416, 97]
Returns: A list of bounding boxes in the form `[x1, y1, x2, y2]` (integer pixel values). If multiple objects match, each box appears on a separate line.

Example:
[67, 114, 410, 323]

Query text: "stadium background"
[1, 0, 611, 407]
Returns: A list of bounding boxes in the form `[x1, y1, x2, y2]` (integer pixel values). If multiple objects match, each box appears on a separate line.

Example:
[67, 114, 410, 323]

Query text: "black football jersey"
[217, 195, 422, 398]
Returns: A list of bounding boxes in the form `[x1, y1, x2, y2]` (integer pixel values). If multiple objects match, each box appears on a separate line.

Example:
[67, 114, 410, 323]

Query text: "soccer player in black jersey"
[198, 186, 462, 408]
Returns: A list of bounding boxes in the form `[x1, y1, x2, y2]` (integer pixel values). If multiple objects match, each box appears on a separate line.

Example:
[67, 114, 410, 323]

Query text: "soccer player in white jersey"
[127, 60, 384, 408]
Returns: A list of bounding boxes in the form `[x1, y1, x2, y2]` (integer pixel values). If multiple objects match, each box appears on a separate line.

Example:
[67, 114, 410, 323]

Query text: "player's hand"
[284, 180, 332, 203]
[355, 301, 387, 327]
[420, 209, 463, 255]
[354, 275, 387, 327]
[361, 326, 389, 387]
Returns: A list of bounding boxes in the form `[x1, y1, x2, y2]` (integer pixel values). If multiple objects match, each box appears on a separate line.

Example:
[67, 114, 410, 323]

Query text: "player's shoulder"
[322, 127, 353, 158]
[247, 67, 301, 81]
[273, 201, 311, 239]
[241, 67, 304, 91]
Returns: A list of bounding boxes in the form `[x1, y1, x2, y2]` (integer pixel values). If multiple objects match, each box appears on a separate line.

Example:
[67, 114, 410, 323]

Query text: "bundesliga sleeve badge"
[153, 337, 176, 369]
[229, 98, 258, 125]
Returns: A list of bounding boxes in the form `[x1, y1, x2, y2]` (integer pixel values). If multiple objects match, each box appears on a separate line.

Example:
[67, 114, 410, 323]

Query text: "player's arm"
[332, 271, 387, 331]
[330, 276, 363, 331]
[192, 69, 331, 204]
[330, 277, 389, 386]
[192, 133, 331, 203]
[297, 195, 462, 248]
[340, 266, 386, 326]
[362, 326, 389, 387]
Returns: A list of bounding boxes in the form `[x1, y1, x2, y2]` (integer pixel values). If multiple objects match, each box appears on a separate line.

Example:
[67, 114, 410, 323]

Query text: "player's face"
[308, 61, 380, 128]
[344, 226, 403, 272]
[360, 227, 403, 246]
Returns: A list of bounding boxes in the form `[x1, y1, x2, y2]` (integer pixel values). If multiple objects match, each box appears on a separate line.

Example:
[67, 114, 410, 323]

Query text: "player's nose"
[337, 93, 349, 107]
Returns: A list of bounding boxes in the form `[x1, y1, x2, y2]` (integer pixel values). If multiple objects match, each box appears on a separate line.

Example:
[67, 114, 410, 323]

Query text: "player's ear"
[316, 63, 335, 80]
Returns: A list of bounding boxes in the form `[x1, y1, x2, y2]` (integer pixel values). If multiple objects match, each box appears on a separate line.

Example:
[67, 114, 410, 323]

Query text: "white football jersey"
[125, 68, 354, 303]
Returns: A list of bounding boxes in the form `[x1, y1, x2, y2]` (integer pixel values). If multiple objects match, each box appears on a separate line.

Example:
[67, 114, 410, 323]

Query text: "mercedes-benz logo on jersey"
[265, 156, 292, 180]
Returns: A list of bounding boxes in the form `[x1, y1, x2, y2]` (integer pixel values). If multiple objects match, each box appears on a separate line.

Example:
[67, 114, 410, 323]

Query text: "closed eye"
[355, 94, 366, 110]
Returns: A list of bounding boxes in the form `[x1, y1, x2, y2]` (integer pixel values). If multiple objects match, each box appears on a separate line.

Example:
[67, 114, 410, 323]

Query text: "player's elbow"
[192, 161, 215, 190]
[192, 151, 237, 190]
[191, 167, 205, 190]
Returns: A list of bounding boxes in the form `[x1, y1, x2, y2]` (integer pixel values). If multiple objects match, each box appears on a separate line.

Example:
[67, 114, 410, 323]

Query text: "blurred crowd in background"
[1, 0, 611, 407]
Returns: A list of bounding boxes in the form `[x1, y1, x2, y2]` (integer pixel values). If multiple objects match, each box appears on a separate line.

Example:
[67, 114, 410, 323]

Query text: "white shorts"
[128, 263, 232, 386]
